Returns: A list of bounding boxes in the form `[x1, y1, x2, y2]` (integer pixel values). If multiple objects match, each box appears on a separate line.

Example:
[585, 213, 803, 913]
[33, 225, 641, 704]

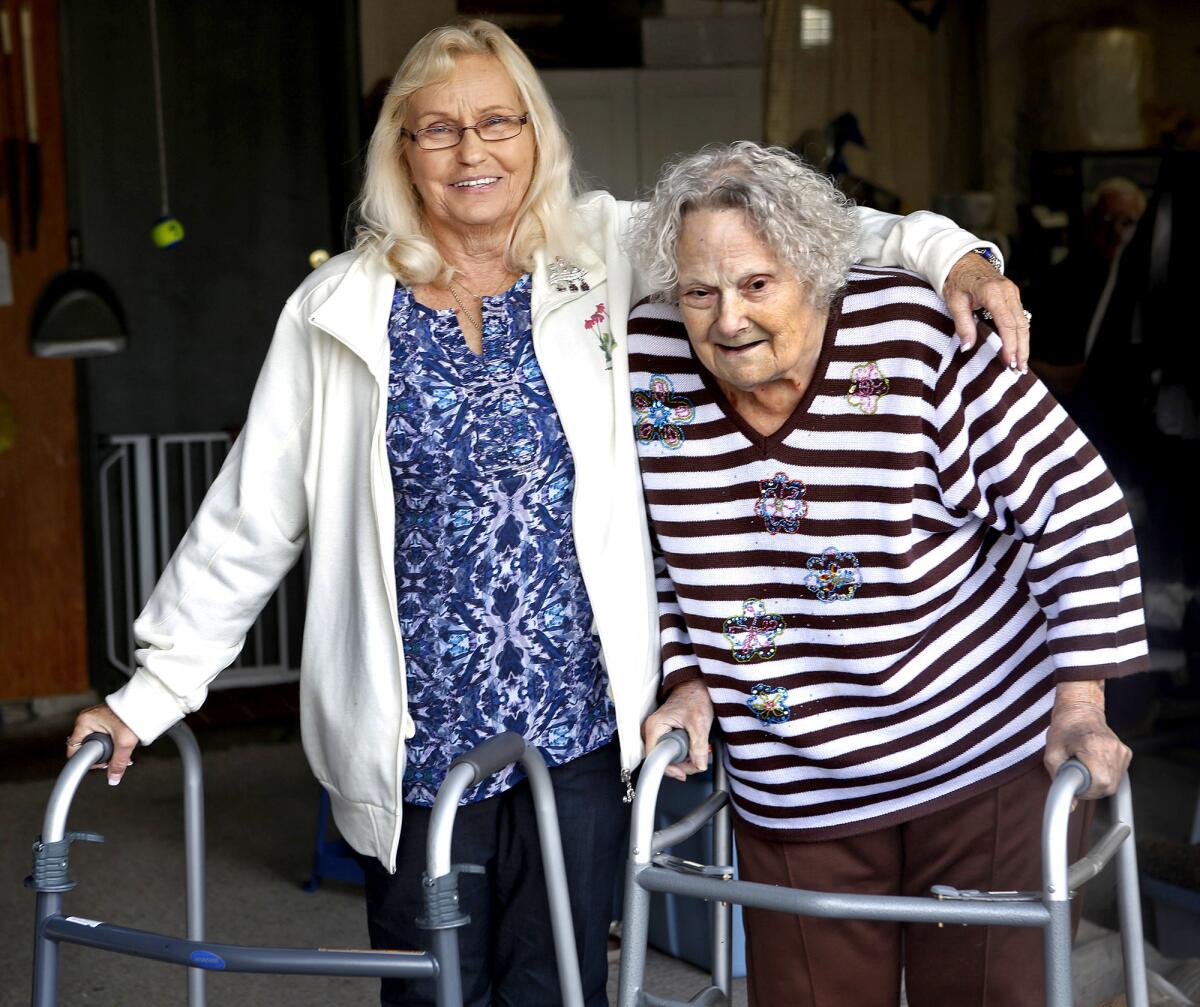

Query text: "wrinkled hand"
[1044, 691, 1130, 800]
[642, 678, 714, 782]
[943, 253, 1030, 372]
[66, 703, 139, 786]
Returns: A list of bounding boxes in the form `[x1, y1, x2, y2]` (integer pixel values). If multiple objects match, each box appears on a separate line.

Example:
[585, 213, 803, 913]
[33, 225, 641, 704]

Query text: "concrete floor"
[3, 707, 1197, 1007]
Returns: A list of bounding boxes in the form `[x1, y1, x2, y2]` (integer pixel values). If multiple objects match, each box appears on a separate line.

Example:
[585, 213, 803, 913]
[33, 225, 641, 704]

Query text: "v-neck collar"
[396, 274, 532, 365]
[688, 292, 844, 454]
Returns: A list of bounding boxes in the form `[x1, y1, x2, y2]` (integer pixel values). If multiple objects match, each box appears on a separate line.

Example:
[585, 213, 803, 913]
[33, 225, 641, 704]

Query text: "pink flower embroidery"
[846, 361, 890, 415]
[755, 472, 807, 534]
[723, 599, 786, 662]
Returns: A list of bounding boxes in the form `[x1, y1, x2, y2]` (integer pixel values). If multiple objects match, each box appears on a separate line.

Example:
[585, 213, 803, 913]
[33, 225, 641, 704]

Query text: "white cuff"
[106, 672, 191, 745]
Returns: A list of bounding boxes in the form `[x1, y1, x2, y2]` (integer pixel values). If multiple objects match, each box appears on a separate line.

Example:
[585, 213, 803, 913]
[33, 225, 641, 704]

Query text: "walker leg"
[170, 723, 207, 1007]
[522, 755, 585, 1007]
[1114, 778, 1149, 1007]
[711, 752, 732, 1001]
[430, 928, 463, 1007]
[1043, 900, 1073, 1007]
[617, 862, 653, 1007]
[1042, 761, 1085, 1007]
[31, 891, 61, 1007]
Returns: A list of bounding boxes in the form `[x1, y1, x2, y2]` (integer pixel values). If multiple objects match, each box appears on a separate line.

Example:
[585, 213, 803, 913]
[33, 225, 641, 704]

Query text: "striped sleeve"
[933, 331, 1149, 683]
[651, 527, 703, 694]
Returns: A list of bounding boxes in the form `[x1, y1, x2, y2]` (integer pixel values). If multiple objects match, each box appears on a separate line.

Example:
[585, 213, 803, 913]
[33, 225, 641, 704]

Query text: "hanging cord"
[148, 0, 169, 218]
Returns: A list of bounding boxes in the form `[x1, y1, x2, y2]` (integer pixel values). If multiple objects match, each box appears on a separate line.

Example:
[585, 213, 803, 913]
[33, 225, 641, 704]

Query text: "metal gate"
[96, 433, 305, 688]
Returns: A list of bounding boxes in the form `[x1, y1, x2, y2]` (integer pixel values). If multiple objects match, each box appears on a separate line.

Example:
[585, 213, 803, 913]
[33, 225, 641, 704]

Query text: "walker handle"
[1057, 757, 1092, 796]
[449, 732, 527, 787]
[658, 729, 691, 766]
[81, 732, 115, 765]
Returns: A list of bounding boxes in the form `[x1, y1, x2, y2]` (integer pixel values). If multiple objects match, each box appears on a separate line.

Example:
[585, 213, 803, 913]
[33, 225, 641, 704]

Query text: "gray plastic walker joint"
[25, 831, 106, 893]
[416, 864, 486, 930]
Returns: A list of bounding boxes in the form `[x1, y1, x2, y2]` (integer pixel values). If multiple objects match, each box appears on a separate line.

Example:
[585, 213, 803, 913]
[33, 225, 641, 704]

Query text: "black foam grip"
[82, 732, 114, 764]
[449, 732, 527, 786]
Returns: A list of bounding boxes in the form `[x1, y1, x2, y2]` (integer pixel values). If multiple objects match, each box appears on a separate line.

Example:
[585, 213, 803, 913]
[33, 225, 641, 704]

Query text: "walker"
[616, 729, 1151, 1007]
[29, 725, 1150, 1007]
[27, 724, 587, 1007]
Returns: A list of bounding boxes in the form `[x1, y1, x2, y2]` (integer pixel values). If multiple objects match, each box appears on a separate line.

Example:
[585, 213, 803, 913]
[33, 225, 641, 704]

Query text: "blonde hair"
[353, 19, 578, 286]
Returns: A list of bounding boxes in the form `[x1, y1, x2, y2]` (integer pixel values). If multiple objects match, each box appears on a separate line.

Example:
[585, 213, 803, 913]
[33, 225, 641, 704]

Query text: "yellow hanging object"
[152, 216, 185, 248]
[0, 389, 17, 454]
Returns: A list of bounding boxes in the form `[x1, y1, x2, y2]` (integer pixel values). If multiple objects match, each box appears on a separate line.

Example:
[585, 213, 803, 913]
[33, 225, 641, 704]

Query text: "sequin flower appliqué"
[746, 683, 791, 724]
[632, 374, 695, 450]
[804, 547, 862, 602]
[756, 472, 807, 534]
[723, 598, 786, 662]
[847, 361, 890, 415]
[584, 303, 616, 369]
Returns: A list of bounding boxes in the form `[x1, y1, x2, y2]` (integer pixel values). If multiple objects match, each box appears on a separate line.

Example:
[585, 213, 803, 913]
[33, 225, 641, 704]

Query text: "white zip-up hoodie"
[106, 192, 995, 870]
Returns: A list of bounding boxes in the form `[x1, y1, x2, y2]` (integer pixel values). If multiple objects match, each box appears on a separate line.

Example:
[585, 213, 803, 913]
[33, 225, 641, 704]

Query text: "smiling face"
[676, 208, 825, 395]
[403, 53, 536, 245]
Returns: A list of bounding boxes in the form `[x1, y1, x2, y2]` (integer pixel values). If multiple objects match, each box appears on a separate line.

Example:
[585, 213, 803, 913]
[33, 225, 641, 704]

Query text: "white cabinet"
[541, 67, 763, 200]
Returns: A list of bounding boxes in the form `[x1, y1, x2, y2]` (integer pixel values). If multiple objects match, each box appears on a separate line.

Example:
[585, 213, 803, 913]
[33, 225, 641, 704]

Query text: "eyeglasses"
[401, 114, 529, 151]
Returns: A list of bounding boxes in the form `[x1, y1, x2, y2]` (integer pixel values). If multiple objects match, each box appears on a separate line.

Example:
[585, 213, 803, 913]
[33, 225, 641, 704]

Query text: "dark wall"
[61, 0, 360, 435]
[59, 0, 360, 693]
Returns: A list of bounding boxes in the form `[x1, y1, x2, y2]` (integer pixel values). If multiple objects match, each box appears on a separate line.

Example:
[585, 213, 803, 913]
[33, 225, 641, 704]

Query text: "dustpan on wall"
[28, 4, 127, 360]
[30, 230, 127, 358]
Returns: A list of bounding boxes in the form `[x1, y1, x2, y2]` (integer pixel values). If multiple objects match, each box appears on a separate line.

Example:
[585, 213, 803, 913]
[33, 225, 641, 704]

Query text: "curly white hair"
[626, 141, 860, 305]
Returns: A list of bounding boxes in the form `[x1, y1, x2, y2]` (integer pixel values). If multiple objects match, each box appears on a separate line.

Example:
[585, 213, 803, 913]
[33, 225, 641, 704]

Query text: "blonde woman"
[67, 20, 1031, 1006]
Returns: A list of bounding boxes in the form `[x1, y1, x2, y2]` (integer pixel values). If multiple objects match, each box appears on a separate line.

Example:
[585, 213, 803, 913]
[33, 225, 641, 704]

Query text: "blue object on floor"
[647, 770, 747, 978]
[1141, 873, 1200, 958]
[304, 787, 364, 891]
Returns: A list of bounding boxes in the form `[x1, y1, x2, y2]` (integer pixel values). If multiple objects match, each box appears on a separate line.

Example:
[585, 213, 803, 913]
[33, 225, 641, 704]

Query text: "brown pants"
[734, 762, 1092, 1007]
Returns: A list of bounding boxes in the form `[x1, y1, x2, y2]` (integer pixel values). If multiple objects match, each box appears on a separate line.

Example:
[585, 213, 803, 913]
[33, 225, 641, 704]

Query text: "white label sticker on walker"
[65, 917, 103, 927]
[190, 950, 227, 970]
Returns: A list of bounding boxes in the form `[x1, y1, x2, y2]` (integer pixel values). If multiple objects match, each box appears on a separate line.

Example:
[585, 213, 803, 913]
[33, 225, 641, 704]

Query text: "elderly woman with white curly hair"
[632, 142, 1147, 1006]
[66, 18, 1036, 1006]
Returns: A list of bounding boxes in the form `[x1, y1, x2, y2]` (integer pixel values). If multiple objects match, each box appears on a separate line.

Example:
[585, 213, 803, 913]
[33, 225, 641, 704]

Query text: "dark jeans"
[360, 741, 627, 1007]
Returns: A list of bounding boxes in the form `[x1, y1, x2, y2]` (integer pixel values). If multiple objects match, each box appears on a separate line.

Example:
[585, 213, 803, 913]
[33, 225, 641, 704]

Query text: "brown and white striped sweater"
[628, 266, 1148, 840]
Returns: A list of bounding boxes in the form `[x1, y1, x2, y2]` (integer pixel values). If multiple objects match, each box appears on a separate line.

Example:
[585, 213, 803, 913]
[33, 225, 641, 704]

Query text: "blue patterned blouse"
[385, 276, 616, 806]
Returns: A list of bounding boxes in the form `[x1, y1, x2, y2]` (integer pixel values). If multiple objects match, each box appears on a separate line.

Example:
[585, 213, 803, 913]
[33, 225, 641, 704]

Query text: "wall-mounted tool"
[27, 0, 127, 355]
[0, 228, 12, 304]
[19, 3, 38, 249]
[0, 5, 21, 253]
[30, 230, 127, 357]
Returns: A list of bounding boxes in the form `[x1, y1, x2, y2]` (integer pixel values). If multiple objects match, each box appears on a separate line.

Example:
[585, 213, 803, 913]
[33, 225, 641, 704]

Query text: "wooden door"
[0, 0, 89, 700]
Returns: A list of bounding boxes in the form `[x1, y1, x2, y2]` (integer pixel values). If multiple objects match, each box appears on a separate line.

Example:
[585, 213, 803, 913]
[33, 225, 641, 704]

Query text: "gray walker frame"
[29, 723, 1150, 1007]
[28, 725, 588, 1007]
[616, 730, 1151, 1007]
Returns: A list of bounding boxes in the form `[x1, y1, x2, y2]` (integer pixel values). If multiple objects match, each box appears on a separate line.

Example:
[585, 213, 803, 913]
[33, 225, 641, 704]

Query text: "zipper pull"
[620, 767, 635, 804]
